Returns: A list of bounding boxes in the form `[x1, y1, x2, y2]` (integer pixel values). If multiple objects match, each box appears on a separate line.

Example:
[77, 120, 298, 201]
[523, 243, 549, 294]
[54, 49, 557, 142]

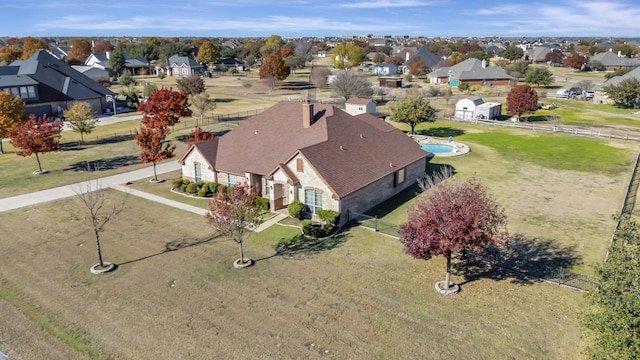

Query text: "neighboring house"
[221, 39, 243, 49]
[345, 98, 376, 116]
[212, 57, 246, 72]
[428, 58, 511, 87]
[393, 45, 441, 74]
[526, 46, 554, 63]
[47, 45, 69, 61]
[169, 54, 203, 77]
[84, 52, 151, 75]
[179, 101, 428, 223]
[591, 51, 640, 71]
[0, 50, 114, 117]
[595, 66, 640, 104]
[71, 65, 111, 81]
[374, 62, 398, 75]
[379, 77, 402, 88]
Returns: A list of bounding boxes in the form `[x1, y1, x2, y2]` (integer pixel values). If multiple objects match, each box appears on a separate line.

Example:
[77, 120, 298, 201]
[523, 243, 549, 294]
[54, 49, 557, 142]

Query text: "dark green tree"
[499, 45, 524, 62]
[524, 66, 554, 87]
[108, 48, 126, 76]
[390, 92, 438, 134]
[603, 78, 640, 108]
[581, 216, 640, 360]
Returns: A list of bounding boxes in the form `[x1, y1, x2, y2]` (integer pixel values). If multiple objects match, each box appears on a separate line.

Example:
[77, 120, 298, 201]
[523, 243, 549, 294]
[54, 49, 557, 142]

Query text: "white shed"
[475, 102, 502, 120]
[345, 98, 376, 116]
[455, 96, 484, 121]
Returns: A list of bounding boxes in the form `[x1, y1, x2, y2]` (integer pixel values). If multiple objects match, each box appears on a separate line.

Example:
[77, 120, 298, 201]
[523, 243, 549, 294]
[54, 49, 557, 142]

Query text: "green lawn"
[0, 120, 236, 198]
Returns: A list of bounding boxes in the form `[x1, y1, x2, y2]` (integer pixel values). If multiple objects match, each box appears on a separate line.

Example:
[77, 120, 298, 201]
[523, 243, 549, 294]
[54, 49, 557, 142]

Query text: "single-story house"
[374, 63, 398, 76]
[595, 66, 640, 104]
[179, 101, 428, 223]
[591, 51, 640, 71]
[428, 58, 512, 87]
[84, 52, 151, 75]
[0, 50, 114, 117]
[168, 55, 203, 77]
[344, 98, 376, 116]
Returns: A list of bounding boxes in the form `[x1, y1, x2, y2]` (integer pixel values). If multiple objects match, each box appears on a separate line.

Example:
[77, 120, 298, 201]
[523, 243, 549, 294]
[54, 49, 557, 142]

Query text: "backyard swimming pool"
[420, 143, 455, 153]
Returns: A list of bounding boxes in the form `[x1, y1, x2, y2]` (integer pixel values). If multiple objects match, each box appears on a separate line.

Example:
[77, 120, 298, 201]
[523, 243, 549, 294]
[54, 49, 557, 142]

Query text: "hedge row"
[172, 178, 269, 211]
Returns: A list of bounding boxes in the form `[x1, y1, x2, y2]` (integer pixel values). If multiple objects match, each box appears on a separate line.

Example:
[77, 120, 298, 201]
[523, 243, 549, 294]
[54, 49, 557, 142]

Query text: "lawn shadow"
[65, 155, 140, 172]
[61, 134, 135, 151]
[365, 163, 456, 219]
[213, 98, 235, 103]
[280, 81, 311, 91]
[454, 233, 583, 286]
[416, 127, 465, 137]
[256, 232, 349, 261]
[118, 233, 223, 266]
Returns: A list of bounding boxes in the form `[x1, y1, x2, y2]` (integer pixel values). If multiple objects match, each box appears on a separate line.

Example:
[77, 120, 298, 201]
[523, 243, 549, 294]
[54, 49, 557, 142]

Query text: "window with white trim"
[194, 163, 202, 182]
[265, 179, 271, 196]
[228, 174, 238, 186]
[394, 168, 405, 187]
[304, 189, 322, 214]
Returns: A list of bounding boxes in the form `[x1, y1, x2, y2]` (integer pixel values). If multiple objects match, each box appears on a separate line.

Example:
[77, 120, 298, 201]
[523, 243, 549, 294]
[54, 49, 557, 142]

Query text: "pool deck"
[410, 135, 471, 157]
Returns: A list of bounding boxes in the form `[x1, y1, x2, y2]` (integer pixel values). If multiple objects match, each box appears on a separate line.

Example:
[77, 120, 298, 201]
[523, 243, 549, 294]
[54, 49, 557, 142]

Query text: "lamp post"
[105, 94, 116, 116]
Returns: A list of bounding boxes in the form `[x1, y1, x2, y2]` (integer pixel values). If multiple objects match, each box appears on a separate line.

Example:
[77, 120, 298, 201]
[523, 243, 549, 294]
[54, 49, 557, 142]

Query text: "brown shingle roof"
[191, 101, 427, 198]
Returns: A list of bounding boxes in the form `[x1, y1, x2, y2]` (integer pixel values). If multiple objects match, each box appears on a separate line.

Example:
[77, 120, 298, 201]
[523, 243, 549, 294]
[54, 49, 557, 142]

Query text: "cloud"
[339, 0, 434, 9]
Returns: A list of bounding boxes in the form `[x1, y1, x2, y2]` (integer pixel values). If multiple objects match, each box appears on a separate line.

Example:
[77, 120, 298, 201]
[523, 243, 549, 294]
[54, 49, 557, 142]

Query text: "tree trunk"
[445, 253, 451, 290]
[0, 140, 4, 154]
[152, 161, 158, 181]
[411, 124, 416, 135]
[238, 239, 245, 264]
[80, 132, 84, 144]
[95, 228, 104, 267]
[35, 152, 43, 173]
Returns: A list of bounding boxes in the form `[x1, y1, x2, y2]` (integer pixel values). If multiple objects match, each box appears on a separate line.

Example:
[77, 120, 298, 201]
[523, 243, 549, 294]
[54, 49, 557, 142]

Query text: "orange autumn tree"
[8, 114, 63, 174]
[0, 90, 25, 154]
[135, 88, 191, 181]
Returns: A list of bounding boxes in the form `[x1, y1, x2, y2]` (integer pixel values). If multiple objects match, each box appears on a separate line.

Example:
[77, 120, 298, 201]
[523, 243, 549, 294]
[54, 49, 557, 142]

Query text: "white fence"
[449, 117, 640, 142]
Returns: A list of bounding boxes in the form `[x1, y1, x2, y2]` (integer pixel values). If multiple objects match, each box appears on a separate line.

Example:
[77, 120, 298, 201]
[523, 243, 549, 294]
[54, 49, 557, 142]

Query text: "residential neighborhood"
[1, 3, 640, 359]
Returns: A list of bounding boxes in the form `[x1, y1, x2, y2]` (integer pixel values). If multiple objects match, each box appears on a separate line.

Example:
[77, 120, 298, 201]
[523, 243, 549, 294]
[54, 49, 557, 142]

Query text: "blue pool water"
[420, 143, 454, 153]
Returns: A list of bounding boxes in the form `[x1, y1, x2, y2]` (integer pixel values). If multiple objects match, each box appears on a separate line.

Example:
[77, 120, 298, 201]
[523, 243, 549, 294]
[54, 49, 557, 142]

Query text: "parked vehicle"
[583, 90, 595, 99]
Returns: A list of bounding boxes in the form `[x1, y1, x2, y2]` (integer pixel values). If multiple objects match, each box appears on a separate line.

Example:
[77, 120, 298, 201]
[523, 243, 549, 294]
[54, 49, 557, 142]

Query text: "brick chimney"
[302, 102, 314, 128]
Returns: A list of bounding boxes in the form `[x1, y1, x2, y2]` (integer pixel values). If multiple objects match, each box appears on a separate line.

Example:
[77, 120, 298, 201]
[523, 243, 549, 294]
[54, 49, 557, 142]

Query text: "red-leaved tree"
[185, 127, 215, 147]
[399, 173, 507, 293]
[137, 87, 192, 128]
[8, 114, 62, 174]
[564, 53, 588, 70]
[506, 84, 538, 121]
[135, 125, 175, 182]
[135, 88, 191, 182]
[206, 183, 263, 268]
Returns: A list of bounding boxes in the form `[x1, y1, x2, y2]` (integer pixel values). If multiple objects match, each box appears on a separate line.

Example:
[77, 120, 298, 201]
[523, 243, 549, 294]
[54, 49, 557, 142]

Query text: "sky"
[1, 0, 639, 39]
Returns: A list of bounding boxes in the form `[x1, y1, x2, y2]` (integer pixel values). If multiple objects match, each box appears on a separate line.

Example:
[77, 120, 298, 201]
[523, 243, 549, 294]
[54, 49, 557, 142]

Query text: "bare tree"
[330, 70, 374, 101]
[310, 67, 330, 89]
[73, 181, 127, 274]
[190, 92, 216, 125]
[294, 39, 314, 63]
[264, 75, 278, 96]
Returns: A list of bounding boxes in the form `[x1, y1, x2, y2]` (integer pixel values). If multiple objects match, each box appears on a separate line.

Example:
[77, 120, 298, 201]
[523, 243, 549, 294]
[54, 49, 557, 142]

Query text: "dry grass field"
[0, 194, 585, 359]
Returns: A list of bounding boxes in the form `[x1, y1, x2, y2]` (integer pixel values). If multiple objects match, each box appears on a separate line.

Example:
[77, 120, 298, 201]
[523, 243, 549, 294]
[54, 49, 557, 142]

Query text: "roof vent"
[390, 162, 394, 167]
[254, 130, 258, 135]
[360, 133, 365, 139]
[340, 145, 345, 151]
